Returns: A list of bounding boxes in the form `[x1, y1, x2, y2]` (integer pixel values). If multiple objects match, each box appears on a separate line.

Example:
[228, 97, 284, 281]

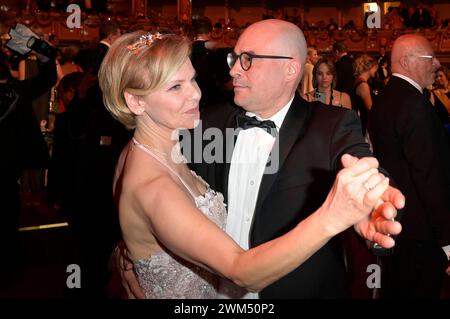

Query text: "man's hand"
[112, 242, 146, 299]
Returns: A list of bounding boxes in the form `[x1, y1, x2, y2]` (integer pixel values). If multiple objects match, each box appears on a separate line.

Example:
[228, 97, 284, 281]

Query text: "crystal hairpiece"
[127, 32, 164, 54]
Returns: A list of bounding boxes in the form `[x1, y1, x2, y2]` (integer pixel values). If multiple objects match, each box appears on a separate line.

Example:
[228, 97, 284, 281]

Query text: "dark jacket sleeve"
[16, 58, 57, 100]
[398, 98, 450, 246]
[329, 109, 373, 171]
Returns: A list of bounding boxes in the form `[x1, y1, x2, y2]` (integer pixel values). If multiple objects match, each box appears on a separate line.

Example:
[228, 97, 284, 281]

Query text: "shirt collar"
[99, 40, 111, 48]
[392, 73, 423, 93]
[245, 95, 294, 132]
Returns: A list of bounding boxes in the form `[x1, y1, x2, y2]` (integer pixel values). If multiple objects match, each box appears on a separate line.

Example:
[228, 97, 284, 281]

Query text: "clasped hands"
[113, 154, 406, 299]
[326, 154, 404, 248]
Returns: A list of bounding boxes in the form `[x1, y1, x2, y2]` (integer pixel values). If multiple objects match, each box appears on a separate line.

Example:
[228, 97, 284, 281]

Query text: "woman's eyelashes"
[168, 84, 181, 91]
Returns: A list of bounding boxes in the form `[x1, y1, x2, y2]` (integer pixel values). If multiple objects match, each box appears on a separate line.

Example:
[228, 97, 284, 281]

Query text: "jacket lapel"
[218, 107, 244, 204]
[252, 94, 312, 226]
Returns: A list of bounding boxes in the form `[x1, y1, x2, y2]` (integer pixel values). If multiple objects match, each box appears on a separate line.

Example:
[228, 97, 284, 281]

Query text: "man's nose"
[229, 59, 243, 78]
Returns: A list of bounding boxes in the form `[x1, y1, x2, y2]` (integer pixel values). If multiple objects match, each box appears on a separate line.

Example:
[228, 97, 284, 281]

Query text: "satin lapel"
[218, 108, 244, 204]
[253, 95, 312, 220]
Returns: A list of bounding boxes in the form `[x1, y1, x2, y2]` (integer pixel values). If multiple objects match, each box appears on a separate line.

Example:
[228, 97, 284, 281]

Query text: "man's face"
[228, 27, 290, 117]
[59, 87, 75, 106]
[409, 46, 440, 88]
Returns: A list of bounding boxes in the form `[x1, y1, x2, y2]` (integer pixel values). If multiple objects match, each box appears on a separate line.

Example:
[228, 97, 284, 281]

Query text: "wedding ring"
[363, 181, 372, 192]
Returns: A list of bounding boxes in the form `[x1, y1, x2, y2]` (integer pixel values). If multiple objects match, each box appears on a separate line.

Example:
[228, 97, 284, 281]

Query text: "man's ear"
[286, 59, 301, 82]
[399, 56, 410, 72]
[124, 91, 145, 115]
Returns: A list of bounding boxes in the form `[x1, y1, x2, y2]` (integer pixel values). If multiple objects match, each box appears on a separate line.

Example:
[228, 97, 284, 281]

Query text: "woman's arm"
[18, 59, 26, 81]
[341, 92, 352, 109]
[356, 82, 373, 111]
[299, 90, 314, 102]
[136, 155, 390, 292]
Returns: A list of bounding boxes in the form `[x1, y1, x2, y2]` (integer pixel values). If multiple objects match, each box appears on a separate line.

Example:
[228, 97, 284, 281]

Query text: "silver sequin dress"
[132, 139, 229, 299]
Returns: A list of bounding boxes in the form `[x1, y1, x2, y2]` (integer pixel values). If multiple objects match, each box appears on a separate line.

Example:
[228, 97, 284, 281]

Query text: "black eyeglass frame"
[227, 51, 293, 71]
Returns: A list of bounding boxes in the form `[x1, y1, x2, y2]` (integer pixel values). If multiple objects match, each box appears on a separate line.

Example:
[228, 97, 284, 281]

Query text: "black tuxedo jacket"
[369, 76, 450, 246]
[334, 54, 355, 97]
[192, 94, 373, 298]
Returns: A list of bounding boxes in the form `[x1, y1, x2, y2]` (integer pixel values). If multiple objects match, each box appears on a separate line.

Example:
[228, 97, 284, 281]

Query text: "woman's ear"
[124, 91, 145, 115]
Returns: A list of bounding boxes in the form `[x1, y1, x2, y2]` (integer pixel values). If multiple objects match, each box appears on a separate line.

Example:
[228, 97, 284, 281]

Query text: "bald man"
[120, 19, 404, 299]
[196, 19, 403, 299]
[369, 34, 450, 298]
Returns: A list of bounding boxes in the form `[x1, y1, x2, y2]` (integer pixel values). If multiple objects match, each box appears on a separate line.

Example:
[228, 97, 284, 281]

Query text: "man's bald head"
[391, 34, 430, 70]
[230, 19, 308, 117]
[239, 19, 307, 77]
[391, 34, 439, 88]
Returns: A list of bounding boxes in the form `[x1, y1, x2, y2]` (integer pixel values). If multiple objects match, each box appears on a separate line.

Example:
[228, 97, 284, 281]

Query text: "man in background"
[370, 34, 450, 298]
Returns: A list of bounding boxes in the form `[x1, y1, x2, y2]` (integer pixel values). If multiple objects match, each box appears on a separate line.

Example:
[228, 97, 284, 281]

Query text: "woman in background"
[303, 57, 352, 109]
[429, 66, 450, 125]
[352, 54, 378, 135]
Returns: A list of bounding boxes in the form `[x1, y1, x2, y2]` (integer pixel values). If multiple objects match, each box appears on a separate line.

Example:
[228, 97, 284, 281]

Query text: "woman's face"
[369, 64, 378, 78]
[316, 62, 333, 90]
[435, 70, 448, 88]
[309, 49, 319, 65]
[140, 58, 201, 130]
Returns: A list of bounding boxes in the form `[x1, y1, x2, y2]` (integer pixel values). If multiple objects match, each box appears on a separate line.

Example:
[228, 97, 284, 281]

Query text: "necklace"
[132, 137, 187, 164]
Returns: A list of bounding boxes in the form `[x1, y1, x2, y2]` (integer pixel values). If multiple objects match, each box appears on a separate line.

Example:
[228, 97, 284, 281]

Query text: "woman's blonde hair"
[99, 31, 191, 129]
[353, 54, 377, 77]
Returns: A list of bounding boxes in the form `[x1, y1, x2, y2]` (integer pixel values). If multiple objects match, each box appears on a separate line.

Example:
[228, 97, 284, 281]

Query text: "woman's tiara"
[127, 32, 164, 54]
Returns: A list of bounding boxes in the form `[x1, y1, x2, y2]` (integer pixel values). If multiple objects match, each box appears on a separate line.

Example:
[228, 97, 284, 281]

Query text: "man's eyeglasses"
[409, 54, 436, 61]
[227, 51, 293, 71]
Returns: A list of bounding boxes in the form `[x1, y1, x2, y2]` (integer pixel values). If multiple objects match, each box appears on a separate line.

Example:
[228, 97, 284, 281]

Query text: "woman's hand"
[319, 154, 391, 237]
[110, 241, 146, 299]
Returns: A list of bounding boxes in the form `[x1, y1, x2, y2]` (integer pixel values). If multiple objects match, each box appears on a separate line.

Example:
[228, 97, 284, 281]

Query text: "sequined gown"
[131, 139, 229, 299]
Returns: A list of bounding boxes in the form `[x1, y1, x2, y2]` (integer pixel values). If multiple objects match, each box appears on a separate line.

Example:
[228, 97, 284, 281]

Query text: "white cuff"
[442, 245, 450, 260]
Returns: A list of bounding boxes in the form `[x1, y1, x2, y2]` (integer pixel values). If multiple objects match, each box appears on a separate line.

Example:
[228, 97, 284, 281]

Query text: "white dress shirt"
[218, 96, 293, 299]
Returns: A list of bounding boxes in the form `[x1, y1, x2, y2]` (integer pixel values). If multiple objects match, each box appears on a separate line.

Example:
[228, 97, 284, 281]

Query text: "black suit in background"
[191, 94, 374, 298]
[369, 76, 450, 298]
[65, 42, 131, 298]
[334, 54, 355, 97]
[0, 58, 56, 285]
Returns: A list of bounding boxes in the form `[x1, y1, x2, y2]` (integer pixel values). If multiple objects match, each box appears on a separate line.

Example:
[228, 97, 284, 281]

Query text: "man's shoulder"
[336, 54, 353, 64]
[377, 77, 421, 104]
[290, 98, 355, 133]
[200, 101, 242, 128]
[309, 100, 352, 118]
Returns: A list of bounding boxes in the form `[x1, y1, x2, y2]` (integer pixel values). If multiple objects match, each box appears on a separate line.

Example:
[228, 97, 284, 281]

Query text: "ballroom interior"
[1, 0, 450, 300]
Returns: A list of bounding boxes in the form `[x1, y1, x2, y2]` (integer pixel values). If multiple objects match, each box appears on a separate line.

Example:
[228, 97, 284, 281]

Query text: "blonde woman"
[303, 57, 352, 109]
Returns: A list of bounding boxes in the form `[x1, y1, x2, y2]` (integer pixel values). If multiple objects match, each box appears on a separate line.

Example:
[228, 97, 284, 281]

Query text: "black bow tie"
[236, 114, 278, 137]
